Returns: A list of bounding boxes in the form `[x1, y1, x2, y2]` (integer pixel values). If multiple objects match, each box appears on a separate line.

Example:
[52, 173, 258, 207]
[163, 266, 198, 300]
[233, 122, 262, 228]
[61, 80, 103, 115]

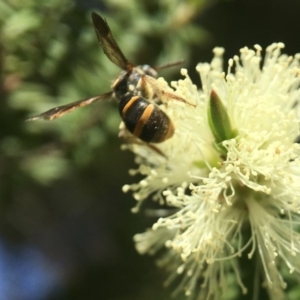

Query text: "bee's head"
[139, 64, 158, 78]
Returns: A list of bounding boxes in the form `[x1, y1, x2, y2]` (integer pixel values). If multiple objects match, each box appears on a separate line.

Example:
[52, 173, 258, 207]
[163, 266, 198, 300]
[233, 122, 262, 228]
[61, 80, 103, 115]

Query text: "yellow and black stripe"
[119, 94, 174, 143]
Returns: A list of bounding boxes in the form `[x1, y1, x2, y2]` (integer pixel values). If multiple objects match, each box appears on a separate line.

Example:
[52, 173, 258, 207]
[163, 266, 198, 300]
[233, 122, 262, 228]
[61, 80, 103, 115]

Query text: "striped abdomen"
[119, 94, 174, 143]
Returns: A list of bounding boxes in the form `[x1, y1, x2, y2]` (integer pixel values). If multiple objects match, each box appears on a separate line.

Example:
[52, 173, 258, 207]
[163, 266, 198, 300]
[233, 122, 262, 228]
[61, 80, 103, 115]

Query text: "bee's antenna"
[154, 60, 185, 71]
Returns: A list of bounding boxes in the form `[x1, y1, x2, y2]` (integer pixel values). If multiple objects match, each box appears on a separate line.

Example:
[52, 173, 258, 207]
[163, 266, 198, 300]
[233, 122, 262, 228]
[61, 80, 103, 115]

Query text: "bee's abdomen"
[119, 94, 174, 143]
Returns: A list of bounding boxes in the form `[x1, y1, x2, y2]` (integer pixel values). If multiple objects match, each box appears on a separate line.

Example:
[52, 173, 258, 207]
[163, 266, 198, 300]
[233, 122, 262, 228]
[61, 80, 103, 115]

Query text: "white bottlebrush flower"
[122, 43, 300, 299]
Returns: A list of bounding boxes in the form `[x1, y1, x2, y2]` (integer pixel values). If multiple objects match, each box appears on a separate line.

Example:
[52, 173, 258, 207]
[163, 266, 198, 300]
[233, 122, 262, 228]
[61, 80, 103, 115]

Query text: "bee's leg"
[139, 75, 196, 107]
[118, 128, 167, 158]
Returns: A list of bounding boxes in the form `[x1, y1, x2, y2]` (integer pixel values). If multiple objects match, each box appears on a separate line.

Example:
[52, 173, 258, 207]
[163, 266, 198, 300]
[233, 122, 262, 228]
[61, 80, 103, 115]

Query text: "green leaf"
[208, 90, 237, 144]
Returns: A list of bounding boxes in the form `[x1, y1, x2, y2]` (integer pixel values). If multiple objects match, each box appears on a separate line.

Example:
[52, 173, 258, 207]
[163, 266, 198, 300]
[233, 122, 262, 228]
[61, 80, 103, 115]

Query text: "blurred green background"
[1, 0, 300, 299]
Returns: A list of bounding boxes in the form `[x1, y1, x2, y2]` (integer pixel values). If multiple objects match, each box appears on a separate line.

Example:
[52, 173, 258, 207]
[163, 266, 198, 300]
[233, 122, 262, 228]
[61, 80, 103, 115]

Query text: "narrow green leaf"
[208, 90, 237, 145]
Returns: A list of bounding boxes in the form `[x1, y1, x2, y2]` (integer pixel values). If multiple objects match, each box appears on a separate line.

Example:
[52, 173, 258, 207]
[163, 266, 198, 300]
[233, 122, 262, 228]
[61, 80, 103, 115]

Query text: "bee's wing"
[26, 92, 112, 121]
[91, 12, 133, 71]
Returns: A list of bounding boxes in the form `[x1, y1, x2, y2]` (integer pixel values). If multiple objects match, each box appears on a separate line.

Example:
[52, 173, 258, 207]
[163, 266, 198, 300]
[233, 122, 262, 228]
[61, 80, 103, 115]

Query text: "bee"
[27, 12, 193, 143]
